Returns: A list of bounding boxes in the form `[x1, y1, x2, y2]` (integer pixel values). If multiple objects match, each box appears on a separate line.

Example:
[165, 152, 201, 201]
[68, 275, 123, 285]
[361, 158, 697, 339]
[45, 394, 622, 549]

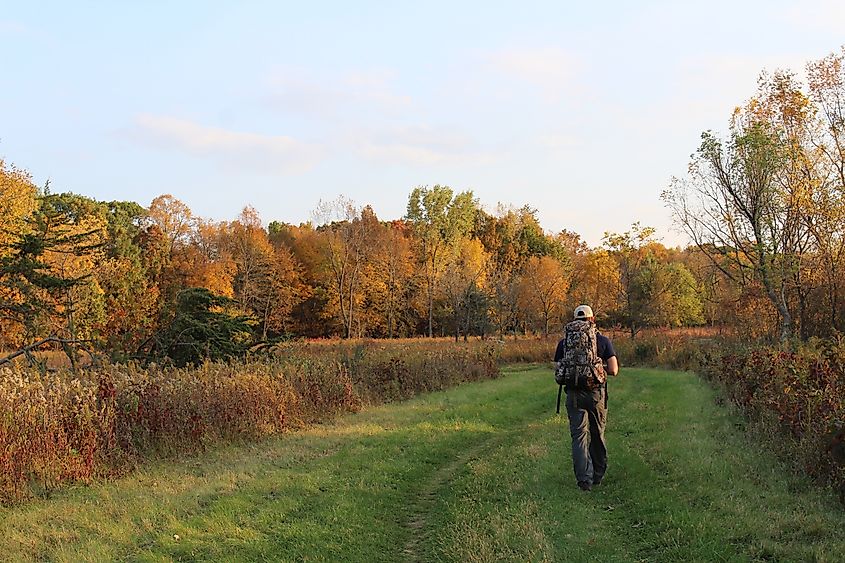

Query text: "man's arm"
[553, 339, 566, 362]
[554, 339, 566, 385]
[598, 334, 618, 376]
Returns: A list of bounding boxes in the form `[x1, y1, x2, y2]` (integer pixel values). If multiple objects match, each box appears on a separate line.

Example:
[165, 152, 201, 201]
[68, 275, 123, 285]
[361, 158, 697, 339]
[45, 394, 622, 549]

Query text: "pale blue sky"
[2, 1, 843, 246]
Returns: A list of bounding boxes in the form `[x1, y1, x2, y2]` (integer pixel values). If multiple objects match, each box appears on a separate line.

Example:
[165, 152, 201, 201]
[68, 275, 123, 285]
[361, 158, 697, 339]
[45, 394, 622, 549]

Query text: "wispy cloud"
[129, 115, 322, 174]
[485, 47, 583, 99]
[266, 68, 412, 117]
[353, 125, 496, 166]
[0, 20, 28, 35]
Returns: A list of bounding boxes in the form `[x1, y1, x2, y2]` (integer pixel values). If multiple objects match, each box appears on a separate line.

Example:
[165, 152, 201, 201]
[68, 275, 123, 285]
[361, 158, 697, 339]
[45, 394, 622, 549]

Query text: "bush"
[699, 339, 845, 503]
[0, 339, 504, 504]
[603, 331, 713, 372]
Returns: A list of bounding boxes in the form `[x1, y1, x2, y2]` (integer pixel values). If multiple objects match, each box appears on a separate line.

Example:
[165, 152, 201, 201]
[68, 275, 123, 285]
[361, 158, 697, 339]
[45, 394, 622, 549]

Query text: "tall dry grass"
[0, 339, 506, 503]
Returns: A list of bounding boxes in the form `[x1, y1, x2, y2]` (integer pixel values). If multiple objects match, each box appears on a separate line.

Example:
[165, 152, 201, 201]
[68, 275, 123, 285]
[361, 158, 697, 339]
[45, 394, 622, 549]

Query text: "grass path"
[1, 366, 844, 561]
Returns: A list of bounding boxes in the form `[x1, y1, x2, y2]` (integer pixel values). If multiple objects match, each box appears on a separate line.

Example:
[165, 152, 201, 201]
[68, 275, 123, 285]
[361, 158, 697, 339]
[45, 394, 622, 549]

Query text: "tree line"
[7, 47, 844, 364]
[0, 167, 708, 365]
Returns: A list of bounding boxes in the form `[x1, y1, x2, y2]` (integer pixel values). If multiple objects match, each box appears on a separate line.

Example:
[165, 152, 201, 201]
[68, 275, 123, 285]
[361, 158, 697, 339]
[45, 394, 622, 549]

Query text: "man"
[554, 304, 619, 491]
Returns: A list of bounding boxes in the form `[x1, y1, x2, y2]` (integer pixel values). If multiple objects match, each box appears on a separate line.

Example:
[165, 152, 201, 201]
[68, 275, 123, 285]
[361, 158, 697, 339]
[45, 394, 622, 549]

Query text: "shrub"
[0, 339, 504, 504]
[602, 331, 713, 372]
[699, 339, 845, 503]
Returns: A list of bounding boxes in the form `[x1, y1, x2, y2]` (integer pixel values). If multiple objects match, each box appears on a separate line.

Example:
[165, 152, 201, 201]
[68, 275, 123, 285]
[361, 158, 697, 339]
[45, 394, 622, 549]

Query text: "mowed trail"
[1, 366, 844, 562]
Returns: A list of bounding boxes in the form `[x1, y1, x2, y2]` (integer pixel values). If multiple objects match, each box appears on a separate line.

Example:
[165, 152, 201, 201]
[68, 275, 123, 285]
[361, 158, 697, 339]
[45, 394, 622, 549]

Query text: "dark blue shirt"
[553, 333, 616, 363]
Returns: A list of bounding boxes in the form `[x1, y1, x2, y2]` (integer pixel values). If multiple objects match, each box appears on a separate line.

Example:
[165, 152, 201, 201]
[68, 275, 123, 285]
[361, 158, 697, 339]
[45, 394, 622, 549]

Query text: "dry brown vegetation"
[0, 338, 513, 504]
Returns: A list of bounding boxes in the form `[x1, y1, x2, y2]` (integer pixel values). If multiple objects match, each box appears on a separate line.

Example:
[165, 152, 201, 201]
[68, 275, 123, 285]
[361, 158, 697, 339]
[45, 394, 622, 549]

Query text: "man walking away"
[554, 305, 619, 491]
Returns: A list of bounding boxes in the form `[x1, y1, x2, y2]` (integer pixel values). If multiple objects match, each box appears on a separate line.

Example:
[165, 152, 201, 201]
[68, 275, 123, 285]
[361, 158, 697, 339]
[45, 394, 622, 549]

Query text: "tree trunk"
[428, 283, 434, 338]
[262, 298, 270, 341]
[65, 288, 80, 371]
[830, 272, 839, 333]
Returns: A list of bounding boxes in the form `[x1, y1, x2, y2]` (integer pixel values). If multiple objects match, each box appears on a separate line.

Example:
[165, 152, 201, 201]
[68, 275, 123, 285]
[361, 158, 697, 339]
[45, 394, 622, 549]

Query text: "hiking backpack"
[555, 320, 606, 390]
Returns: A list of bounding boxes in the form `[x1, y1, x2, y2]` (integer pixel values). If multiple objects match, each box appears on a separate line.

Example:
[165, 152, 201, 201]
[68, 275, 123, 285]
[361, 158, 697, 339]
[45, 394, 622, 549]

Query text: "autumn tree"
[94, 200, 158, 357]
[406, 185, 478, 337]
[806, 48, 845, 332]
[147, 194, 193, 254]
[603, 224, 676, 337]
[0, 193, 107, 367]
[517, 255, 571, 336]
[144, 194, 195, 307]
[0, 160, 38, 252]
[178, 218, 236, 298]
[276, 222, 328, 337]
[568, 249, 621, 323]
[0, 160, 38, 348]
[221, 207, 275, 339]
[311, 198, 375, 338]
[440, 237, 489, 340]
[265, 241, 308, 337]
[663, 99, 801, 341]
[359, 220, 416, 338]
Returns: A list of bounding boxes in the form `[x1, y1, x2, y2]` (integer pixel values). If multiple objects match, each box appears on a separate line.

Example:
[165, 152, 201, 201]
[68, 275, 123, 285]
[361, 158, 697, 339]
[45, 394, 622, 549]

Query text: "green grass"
[1, 366, 844, 561]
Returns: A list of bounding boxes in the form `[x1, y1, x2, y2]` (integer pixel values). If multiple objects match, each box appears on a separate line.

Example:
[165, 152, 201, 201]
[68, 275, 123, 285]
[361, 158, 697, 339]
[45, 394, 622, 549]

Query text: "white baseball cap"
[574, 305, 594, 319]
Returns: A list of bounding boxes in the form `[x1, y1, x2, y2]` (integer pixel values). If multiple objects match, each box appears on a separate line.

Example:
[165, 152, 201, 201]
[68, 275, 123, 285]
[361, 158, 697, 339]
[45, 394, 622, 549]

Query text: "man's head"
[574, 304, 594, 321]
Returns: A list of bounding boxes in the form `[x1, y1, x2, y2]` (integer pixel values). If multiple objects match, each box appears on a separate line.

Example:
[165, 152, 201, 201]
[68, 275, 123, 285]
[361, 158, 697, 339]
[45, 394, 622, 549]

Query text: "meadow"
[1, 365, 843, 561]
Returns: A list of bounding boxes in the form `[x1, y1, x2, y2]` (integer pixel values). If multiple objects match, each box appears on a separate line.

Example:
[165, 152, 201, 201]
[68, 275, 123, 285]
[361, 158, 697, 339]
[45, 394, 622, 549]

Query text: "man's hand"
[554, 361, 565, 385]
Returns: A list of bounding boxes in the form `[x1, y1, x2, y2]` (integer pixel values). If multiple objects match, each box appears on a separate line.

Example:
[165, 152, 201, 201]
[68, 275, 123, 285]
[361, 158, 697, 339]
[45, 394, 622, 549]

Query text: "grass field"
[1, 365, 843, 562]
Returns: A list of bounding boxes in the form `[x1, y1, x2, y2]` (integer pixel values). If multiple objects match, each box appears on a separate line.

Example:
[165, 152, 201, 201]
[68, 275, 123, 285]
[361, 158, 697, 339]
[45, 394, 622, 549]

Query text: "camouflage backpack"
[555, 320, 606, 390]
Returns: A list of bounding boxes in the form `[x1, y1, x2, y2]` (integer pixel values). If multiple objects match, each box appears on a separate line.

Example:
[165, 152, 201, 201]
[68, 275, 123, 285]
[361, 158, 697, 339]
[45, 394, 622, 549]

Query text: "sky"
[2, 0, 844, 247]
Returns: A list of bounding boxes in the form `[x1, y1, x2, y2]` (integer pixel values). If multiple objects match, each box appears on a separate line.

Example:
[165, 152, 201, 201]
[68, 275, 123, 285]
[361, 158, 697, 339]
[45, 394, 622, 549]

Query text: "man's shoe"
[577, 481, 592, 491]
[593, 478, 602, 486]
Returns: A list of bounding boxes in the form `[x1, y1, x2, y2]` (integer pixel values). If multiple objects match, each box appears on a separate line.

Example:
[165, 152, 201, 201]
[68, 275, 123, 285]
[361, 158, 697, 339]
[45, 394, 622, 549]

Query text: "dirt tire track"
[400, 432, 510, 562]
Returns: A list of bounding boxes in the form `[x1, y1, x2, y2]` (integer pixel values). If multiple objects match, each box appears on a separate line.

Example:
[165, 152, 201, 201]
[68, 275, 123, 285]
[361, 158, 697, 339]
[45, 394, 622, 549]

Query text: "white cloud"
[130, 115, 322, 174]
[354, 125, 496, 166]
[374, 126, 472, 153]
[266, 68, 412, 117]
[343, 70, 414, 110]
[485, 47, 583, 98]
[0, 20, 28, 35]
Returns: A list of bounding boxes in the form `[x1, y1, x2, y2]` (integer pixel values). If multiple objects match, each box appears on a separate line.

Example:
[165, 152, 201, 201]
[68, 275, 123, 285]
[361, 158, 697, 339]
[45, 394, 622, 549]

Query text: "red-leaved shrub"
[700, 339, 845, 503]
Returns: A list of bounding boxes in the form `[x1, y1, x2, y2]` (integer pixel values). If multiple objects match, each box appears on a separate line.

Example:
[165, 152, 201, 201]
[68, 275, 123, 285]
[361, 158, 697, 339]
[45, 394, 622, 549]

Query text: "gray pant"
[565, 387, 607, 485]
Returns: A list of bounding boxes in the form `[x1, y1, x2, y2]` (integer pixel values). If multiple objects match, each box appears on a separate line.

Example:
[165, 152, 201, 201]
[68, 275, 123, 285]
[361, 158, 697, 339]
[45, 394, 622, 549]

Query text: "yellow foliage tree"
[440, 237, 489, 340]
[0, 161, 38, 347]
[517, 255, 570, 336]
